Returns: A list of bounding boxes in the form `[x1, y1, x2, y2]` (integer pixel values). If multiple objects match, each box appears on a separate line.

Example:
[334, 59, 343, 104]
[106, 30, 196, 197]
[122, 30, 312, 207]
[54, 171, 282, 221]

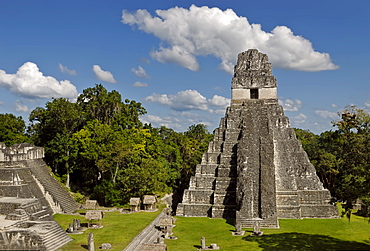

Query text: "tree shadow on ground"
[243, 232, 370, 250]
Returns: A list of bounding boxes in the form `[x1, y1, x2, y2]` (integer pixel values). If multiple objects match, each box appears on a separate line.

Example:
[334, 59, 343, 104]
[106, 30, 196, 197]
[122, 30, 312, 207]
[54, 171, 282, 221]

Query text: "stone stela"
[176, 49, 338, 230]
[198, 237, 220, 250]
[88, 232, 94, 251]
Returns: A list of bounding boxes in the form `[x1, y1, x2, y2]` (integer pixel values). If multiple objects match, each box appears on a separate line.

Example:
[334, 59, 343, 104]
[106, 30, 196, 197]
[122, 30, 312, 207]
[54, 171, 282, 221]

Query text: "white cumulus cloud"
[208, 95, 230, 107]
[144, 89, 229, 112]
[133, 81, 148, 87]
[131, 66, 150, 78]
[15, 100, 30, 113]
[292, 113, 307, 124]
[145, 90, 208, 111]
[0, 62, 78, 99]
[59, 63, 77, 75]
[279, 98, 302, 112]
[140, 114, 181, 129]
[122, 5, 339, 73]
[315, 110, 338, 119]
[92, 65, 116, 83]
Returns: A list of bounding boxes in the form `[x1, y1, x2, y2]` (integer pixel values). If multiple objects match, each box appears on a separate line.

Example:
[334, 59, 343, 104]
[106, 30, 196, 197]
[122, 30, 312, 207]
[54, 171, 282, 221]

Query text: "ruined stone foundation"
[176, 49, 338, 228]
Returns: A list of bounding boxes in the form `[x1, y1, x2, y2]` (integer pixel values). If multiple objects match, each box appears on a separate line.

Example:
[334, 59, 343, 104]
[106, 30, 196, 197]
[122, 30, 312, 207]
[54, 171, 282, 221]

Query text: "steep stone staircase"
[34, 221, 72, 251]
[27, 159, 78, 214]
[17, 221, 72, 251]
[238, 217, 279, 229]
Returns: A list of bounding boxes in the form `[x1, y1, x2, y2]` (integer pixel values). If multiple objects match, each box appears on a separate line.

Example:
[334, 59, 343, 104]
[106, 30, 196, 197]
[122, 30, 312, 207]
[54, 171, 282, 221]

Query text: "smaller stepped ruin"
[176, 49, 338, 229]
[0, 143, 78, 250]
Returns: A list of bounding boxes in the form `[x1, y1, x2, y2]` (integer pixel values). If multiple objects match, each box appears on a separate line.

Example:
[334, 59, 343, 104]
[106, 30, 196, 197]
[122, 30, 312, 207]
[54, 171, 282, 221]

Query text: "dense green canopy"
[25, 84, 211, 206]
[1, 85, 369, 209]
[295, 105, 370, 211]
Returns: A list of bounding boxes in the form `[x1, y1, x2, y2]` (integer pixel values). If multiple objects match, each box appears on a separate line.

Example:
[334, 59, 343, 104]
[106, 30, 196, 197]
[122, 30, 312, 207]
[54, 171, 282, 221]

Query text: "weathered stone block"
[182, 190, 213, 204]
[276, 206, 301, 219]
[298, 190, 332, 205]
[196, 164, 218, 175]
[201, 152, 220, 164]
[189, 176, 215, 190]
[300, 205, 338, 218]
[214, 177, 236, 191]
[182, 204, 211, 217]
[216, 166, 236, 177]
[208, 141, 223, 152]
[212, 205, 236, 219]
[276, 191, 299, 206]
[221, 142, 237, 154]
[213, 191, 236, 205]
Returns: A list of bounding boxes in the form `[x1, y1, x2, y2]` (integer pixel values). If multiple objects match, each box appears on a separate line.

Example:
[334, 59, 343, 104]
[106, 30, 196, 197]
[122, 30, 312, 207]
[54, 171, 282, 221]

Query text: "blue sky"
[0, 0, 369, 134]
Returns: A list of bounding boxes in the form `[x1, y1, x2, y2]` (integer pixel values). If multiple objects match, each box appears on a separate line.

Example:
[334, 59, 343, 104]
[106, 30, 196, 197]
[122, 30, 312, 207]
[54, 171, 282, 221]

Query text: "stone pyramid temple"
[0, 143, 78, 250]
[176, 49, 337, 228]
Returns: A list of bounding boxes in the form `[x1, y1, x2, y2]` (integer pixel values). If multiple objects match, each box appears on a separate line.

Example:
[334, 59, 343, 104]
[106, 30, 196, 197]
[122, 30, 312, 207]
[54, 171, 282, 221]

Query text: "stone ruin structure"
[143, 195, 157, 211]
[130, 197, 141, 212]
[0, 143, 79, 250]
[176, 49, 338, 228]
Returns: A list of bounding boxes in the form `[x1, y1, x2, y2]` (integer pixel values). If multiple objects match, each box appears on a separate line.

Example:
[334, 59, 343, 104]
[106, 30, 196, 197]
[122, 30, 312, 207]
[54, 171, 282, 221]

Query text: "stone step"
[189, 176, 215, 190]
[195, 164, 218, 175]
[214, 177, 236, 191]
[182, 189, 213, 204]
[36, 222, 72, 251]
[238, 217, 279, 229]
[178, 203, 212, 217]
[211, 205, 236, 218]
[213, 191, 236, 205]
[31, 210, 52, 221]
[216, 166, 237, 177]
[29, 162, 78, 213]
[201, 152, 220, 164]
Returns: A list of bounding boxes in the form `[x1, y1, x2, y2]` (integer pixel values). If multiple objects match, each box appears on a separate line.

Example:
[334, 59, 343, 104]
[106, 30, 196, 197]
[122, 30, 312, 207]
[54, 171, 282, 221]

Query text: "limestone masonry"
[0, 143, 78, 250]
[176, 49, 338, 228]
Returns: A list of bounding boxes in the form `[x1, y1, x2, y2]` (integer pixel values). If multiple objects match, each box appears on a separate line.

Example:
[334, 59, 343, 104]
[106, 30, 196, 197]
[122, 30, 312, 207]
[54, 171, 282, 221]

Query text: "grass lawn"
[54, 208, 162, 251]
[54, 204, 370, 250]
[165, 208, 370, 251]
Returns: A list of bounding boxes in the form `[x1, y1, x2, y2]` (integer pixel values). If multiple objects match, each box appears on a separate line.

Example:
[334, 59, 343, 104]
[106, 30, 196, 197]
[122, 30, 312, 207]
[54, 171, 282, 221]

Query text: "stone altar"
[176, 49, 338, 229]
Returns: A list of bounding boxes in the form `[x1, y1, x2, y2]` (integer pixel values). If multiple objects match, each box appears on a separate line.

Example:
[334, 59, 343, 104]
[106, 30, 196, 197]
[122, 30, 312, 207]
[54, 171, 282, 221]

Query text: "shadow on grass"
[225, 218, 235, 227]
[243, 232, 370, 250]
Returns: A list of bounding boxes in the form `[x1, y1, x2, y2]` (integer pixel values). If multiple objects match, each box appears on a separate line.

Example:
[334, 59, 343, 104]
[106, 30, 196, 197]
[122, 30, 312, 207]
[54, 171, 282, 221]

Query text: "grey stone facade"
[176, 49, 337, 228]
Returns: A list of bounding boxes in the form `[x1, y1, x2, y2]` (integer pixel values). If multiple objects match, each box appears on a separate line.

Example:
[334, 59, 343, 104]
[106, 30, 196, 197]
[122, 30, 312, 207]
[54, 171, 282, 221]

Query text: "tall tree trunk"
[66, 170, 70, 189]
[113, 161, 119, 184]
[65, 149, 70, 189]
